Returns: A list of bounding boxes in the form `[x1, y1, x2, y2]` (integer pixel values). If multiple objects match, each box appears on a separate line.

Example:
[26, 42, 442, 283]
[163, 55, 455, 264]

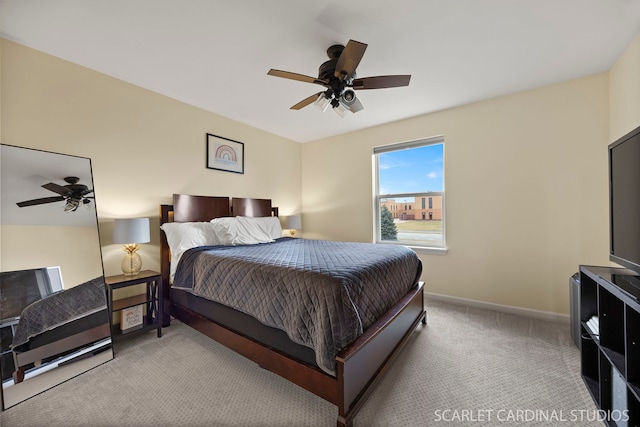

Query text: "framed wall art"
[206, 133, 244, 174]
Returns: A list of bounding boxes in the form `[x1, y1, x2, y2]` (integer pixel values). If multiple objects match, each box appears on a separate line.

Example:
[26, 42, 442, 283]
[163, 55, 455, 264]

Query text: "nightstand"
[105, 270, 163, 341]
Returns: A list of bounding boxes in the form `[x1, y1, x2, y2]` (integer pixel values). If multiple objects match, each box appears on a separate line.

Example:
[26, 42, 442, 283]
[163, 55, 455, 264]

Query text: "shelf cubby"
[581, 328, 600, 402]
[600, 286, 626, 359]
[626, 306, 640, 386]
[580, 271, 598, 324]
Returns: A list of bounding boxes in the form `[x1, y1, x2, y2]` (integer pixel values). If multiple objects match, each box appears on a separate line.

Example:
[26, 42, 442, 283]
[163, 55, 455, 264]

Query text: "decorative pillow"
[210, 216, 275, 246]
[160, 222, 220, 281]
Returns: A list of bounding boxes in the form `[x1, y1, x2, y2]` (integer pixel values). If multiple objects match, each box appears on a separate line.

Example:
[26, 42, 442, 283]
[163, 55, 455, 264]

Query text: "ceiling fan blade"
[268, 69, 327, 86]
[17, 196, 65, 208]
[347, 97, 364, 113]
[352, 75, 411, 90]
[334, 40, 367, 80]
[42, 182, 71, 196]
[291, 92, 323, 110]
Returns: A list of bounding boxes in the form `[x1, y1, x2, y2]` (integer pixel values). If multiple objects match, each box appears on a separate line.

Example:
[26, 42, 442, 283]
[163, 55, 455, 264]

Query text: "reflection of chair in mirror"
[9, 277, 111, 384]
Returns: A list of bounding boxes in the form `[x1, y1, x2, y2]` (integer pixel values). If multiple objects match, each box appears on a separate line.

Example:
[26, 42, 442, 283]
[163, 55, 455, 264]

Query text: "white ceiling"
[1, 1, 640, 143]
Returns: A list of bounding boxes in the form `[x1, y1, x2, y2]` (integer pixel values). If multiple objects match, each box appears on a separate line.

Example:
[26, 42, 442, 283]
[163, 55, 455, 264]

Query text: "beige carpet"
[0, 300, 600, 426]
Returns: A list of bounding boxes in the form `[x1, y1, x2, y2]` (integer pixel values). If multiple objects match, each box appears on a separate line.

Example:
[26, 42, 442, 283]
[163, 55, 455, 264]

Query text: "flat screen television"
[609, 124, 640, 275]
[0, 267, 64, 324]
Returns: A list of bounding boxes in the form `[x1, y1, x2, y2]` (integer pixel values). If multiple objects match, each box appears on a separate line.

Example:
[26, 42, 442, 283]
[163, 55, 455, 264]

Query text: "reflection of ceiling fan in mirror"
[267, 39, 411, 117]
[16, 176, 94, 212]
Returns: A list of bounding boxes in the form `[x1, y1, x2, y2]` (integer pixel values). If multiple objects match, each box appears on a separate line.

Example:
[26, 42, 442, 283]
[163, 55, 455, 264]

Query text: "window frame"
[373, 136, 446, 253]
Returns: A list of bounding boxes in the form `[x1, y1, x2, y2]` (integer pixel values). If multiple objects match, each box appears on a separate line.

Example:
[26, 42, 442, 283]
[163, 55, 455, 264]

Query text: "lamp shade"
[113, 218, 150, 244]
[284, 215, 301, 230]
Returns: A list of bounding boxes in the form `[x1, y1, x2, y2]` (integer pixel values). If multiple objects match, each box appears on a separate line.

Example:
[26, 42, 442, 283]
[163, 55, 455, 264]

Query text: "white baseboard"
[425, 291, 570, 324]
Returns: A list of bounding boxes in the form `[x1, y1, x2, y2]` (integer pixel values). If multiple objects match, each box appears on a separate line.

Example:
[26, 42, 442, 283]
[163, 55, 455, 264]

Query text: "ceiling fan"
[267, 39, 411, 116]
[16, 176, 94, 212]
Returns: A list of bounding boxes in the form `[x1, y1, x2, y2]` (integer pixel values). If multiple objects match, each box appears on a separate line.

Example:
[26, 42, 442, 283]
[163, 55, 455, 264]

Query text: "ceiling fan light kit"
[342, 89, 356, 103]
[314, 91, 332, 112]
[332, 99, 348, 118]
[268, 39, 411, 116]
[64, 199, 80, 212]
[16, 176, 94, 212]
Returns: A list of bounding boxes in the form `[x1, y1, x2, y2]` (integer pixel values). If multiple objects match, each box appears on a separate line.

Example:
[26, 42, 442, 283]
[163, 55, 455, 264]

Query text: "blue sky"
[378, 143, 443, 197]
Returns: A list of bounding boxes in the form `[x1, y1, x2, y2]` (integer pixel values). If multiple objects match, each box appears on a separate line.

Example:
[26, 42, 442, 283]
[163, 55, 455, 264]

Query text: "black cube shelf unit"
[580, 265, 640, 426]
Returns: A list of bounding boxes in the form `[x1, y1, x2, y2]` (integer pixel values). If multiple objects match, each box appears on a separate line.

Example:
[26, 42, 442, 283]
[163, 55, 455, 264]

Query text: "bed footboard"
[171, 282, 425, 427]
[336, 281, 425, 427]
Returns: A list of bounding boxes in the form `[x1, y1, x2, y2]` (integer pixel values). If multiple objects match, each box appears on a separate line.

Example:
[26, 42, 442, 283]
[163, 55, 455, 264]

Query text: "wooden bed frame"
[159, 194, 426, 427]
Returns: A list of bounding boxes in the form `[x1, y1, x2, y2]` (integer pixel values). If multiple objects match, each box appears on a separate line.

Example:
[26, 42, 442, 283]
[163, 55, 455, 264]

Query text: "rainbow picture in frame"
[206, 133, 244, 174]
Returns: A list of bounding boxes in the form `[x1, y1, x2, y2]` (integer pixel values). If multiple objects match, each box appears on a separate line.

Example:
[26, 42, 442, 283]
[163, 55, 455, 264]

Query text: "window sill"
[406, 245, 448, 255]
[377, 241, 448, 255]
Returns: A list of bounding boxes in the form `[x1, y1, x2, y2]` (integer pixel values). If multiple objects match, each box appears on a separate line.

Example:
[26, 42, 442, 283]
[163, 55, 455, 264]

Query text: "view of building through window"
[374, 138, 444, 248]
[379, 196, 443, 246]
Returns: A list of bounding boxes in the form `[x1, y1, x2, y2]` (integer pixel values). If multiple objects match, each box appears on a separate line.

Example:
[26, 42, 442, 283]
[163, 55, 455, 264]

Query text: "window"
[374, 136, 445, 249]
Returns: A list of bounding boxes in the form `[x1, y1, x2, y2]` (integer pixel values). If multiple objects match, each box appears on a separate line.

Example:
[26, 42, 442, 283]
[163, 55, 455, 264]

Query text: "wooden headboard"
[159, 194, 278, 324]
[231, 197, 276, 218]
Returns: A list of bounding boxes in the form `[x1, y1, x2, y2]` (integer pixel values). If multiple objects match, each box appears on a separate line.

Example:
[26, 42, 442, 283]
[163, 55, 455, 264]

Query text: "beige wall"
[302, 73, 610, 315]
[0, 39, 302, 277]
[610, 32, 640, 141]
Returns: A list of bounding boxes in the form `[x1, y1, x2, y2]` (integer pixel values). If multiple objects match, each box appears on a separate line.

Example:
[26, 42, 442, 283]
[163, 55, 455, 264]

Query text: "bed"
[159, 194, 426, 427]
[10, 277, 111, 383]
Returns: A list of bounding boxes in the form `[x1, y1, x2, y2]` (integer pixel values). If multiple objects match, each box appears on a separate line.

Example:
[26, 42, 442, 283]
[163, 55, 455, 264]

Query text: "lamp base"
[121, 252, 142, 276]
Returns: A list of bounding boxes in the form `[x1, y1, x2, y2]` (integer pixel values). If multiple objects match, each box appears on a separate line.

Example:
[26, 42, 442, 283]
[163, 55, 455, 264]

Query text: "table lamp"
[113, 218, 150, 276]
[284, 215, 301, 237]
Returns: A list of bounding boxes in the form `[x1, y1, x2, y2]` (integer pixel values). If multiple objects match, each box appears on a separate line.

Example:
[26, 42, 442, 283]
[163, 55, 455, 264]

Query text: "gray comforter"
[12, 277, 108, 348]
[173, 238, 422, 375]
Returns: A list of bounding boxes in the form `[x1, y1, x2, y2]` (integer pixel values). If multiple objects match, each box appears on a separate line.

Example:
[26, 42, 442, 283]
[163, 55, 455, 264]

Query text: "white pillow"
[239, 216, 283, 240]
[160, 222, 220, 281]
[210, 216, 275, 246]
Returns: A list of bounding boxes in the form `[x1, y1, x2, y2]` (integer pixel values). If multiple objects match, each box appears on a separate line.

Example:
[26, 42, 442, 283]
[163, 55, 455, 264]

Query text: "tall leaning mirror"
[0, 144, 113, 410]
